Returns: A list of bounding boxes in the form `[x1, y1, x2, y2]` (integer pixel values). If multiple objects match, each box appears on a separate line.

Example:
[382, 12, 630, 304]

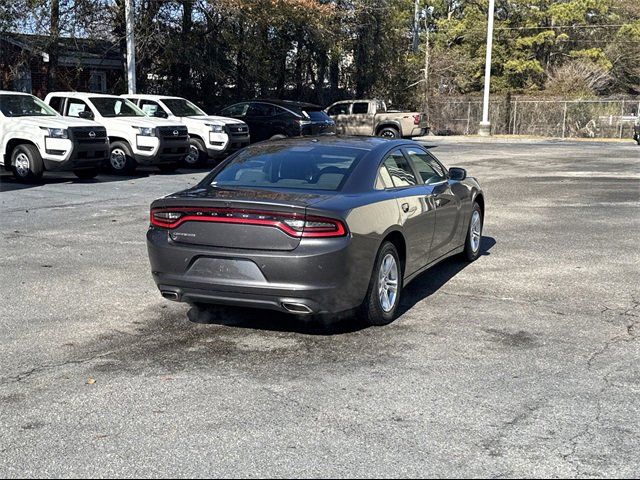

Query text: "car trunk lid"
[152, 186, 337, 251]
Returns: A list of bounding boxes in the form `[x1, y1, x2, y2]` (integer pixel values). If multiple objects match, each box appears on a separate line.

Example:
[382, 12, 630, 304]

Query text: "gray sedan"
[147, 136, 485, 325]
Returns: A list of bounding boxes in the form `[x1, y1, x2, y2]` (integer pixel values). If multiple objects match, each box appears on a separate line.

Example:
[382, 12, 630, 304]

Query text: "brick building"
[0, 33, 125, 98]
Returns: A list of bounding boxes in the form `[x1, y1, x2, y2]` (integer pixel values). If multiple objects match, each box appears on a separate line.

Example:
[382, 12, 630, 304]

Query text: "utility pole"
[421, 6, 434, 119]
[125, 0, 136, 94]
[48, 0, 60, 92]
[478, 0, 495, 136]
[423, 12, 430, 116]
[412, 0, 420, 53]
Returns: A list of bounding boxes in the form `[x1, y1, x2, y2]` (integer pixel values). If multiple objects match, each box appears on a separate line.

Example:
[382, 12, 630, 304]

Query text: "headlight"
[42, 127, 68, 139]
[136, 127, 155, 136]
[206, 124, 224, 133]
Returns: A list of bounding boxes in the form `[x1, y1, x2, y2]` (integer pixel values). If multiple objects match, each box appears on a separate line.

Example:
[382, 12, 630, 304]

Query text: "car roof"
[0, 90, 32, 96]
[249, 135, 418, 153]
[123, 94, 184, 101]
[245, 99, 324, 110]
[46, 92, 123, 99]
[330, 99, 377, 105]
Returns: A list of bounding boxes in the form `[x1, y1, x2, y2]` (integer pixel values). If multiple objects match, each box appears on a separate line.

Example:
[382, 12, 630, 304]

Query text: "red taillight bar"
[150, 207, 347, 238]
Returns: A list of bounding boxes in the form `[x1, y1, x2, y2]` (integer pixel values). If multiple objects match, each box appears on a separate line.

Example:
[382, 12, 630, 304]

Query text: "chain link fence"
[428, 96, 640, 139]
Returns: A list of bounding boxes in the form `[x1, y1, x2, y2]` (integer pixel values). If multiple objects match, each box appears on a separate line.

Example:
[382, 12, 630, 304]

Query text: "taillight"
[150, 207, 347, 238]
[413, 114, 421, 125]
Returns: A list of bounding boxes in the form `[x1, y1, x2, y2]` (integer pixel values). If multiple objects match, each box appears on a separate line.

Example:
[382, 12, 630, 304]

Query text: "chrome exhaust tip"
[281, 302, 313, 315]
[161, 291, 180, 301]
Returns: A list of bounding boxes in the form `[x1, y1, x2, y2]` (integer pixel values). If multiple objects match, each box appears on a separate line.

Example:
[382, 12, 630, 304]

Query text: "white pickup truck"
[123, 94, 250, 166]
[45, 92, 189, 174]
[0, 91, 108, 182]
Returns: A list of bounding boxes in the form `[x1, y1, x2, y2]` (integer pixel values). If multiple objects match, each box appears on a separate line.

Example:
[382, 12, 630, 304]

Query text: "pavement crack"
[0, 351, 116, 386]
[588, 299, 639, 368]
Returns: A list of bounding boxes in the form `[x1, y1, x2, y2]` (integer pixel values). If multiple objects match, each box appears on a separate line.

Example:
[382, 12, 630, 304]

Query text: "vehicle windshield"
[90, 97, 145, 117]
[162, 98, 205, 116]
[0, 94, 57, 117]
[208, 144, 364, 191]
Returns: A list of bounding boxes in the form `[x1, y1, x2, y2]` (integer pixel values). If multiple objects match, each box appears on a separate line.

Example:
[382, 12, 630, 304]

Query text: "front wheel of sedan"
[360, 242, 402, 326]
[462, 202, 483, 262]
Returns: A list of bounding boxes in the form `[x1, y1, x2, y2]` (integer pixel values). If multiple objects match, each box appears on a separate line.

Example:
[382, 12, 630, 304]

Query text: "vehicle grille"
[70, 127, 108, 144]
[226, 124, 249, 137]
[157, 126, 189, 141]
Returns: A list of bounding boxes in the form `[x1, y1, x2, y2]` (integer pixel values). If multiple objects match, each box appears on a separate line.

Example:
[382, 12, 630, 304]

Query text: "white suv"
[124, 95, 250, 166]
[0, 91, 108, 182]
[45, 92, 189, 174]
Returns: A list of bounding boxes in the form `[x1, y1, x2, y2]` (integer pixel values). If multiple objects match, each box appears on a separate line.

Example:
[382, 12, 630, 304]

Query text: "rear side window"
[352, 102, 369, 114]
[327, 104, 350, 116]
[222, 103, 249, 117]
[381, 149, 417, 187]
[208, 145, 365, 191]
[248, 103, 276, 116]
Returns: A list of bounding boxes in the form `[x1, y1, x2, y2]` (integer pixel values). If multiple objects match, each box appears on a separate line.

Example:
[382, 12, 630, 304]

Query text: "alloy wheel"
[470, 210, 482, 253]
[378, 253, 399, 312]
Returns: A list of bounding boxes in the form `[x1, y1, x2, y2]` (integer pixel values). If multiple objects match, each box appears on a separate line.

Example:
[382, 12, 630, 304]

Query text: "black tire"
[73, 168, 99, 180]
[359, 241, 403, 326]
[11, 144, 44, 183]
[183, 138, 208, 167]
[377, 126, 400, 139]
[462, 202, 483, 262]
[158, 163, 180, 173]
[108, 141, 136, 174]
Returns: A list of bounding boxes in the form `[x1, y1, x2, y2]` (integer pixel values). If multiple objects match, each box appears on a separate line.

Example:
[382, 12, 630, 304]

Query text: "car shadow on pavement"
[187, 236, 496, 335]
[186, 303, 368, 336]
[398, 236, 496, 316]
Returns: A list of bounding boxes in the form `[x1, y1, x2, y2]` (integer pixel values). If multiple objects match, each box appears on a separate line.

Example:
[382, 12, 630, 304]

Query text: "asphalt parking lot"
[1, 138, 638, 478]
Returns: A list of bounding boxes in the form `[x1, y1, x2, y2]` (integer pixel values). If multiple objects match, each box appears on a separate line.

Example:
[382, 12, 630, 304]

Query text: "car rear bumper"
[146, 228, 373, 314]
[407, 126, 428, 137]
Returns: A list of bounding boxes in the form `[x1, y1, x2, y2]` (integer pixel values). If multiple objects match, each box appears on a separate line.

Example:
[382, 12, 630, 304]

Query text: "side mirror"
[78, 110, 94, 120]
[154, 110, 168, 119]
[448, 167, 467, 181]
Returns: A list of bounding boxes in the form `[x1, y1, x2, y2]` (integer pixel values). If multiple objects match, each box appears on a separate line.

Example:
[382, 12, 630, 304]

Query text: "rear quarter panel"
[308, 191, 403, 286]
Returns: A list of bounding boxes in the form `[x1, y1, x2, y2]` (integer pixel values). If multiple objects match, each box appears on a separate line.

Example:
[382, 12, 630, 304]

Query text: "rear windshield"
[0, 94, 57, 117]
[284, 104, 328, 121]
[208, 145, 364, 191]
[304, 110, 332, 122]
